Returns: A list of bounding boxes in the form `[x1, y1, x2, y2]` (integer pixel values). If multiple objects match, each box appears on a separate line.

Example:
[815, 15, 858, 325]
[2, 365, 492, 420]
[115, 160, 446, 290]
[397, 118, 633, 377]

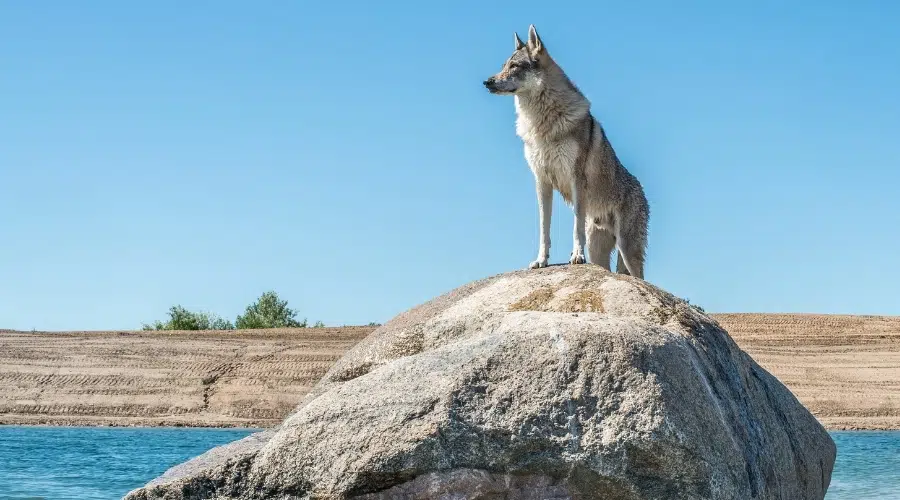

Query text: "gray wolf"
[483, 25, 650, 279]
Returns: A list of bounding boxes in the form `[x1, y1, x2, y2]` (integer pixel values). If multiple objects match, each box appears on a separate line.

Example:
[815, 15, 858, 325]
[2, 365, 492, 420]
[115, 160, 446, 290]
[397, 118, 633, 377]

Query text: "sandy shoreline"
[1, 314, 897, 430]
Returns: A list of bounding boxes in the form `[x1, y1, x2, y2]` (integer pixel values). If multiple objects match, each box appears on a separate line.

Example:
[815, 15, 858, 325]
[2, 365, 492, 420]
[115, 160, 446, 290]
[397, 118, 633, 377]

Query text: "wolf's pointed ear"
[514, 32, 525, 50]
[527, 24, 543, 54]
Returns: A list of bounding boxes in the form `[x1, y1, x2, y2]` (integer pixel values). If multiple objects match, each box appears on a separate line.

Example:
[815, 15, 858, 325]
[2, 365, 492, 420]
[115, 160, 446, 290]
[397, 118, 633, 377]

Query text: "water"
[0, 426, 256, 499]
[0, 427, 896, 499]
[826, 431, 900, 499]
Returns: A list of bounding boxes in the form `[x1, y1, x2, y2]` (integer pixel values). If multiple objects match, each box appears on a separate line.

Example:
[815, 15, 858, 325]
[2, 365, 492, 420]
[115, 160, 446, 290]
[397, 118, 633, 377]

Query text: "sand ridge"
[0, 327, 370, 427]
[0, 314, 897, 430]
[713, 313, 900, 430]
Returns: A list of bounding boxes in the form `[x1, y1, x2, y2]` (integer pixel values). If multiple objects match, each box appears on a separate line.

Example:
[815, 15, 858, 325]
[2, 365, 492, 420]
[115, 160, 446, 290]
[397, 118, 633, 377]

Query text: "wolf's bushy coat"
[484, 25, 650, 279]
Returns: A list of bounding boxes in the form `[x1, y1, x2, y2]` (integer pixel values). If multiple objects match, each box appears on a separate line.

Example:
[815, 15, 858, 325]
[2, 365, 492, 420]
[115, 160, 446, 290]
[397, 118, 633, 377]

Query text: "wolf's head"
[483, 24, 548, 95]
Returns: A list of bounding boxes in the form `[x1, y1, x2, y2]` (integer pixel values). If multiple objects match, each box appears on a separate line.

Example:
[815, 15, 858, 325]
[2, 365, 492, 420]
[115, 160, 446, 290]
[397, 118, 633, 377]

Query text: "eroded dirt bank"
[0, 327, 370, 427]
[1, 314, 896, 429]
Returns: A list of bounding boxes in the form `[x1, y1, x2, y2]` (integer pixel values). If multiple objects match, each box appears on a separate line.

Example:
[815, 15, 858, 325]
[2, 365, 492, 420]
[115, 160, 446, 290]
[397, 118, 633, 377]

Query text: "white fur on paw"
[569, 253, 586, 265]
[529, 258, 549, 269]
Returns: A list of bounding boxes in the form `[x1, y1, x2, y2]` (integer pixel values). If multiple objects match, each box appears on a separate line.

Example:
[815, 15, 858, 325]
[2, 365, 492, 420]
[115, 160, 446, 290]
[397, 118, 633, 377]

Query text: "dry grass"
[0, 313, 897, 429]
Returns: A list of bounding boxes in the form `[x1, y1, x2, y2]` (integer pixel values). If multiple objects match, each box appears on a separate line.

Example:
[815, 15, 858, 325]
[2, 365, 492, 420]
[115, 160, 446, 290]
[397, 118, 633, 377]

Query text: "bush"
[235, 291, 306, 329]
[143, 305, 235, 331]
[141, 291, 310, 331]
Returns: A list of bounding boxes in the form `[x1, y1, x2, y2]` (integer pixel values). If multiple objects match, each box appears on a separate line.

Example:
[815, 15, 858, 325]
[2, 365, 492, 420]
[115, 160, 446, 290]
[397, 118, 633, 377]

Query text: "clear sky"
[2, 1, 899, 330]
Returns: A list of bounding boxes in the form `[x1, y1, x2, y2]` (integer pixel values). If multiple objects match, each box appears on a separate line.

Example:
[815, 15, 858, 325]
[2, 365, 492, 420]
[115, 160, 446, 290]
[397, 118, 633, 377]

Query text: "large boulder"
[126, 265, 835, 499]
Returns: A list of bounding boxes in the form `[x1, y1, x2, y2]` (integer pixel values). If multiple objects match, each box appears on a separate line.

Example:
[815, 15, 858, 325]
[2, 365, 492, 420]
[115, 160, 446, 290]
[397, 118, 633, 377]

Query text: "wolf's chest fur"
[515, 109, 583, 204]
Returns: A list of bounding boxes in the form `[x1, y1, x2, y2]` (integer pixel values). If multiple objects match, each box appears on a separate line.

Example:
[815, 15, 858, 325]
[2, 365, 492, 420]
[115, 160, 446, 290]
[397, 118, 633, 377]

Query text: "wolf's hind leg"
[615, 252, 629, 275]
[586, 224, 616, 270]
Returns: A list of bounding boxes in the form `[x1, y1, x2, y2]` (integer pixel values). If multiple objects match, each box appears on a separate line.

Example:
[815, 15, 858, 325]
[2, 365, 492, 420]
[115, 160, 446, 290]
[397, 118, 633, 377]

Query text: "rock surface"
[126, 265, 836, 499]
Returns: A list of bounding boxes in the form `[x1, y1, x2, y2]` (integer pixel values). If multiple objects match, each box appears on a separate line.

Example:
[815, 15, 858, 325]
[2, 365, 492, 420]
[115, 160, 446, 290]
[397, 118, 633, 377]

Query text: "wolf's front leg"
[570, 182, 586, 265]
[529, 179, 553, 269]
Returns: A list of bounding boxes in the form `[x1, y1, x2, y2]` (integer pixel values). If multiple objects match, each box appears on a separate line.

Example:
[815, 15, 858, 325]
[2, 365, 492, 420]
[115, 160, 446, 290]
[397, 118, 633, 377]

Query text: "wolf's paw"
[569, 252, 586, 265]
[529, 257, 549, 269]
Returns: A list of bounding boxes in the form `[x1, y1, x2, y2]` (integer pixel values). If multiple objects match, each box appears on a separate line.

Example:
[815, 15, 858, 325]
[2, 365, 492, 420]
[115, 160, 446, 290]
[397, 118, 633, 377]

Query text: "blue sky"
[1, 1, 899, 330]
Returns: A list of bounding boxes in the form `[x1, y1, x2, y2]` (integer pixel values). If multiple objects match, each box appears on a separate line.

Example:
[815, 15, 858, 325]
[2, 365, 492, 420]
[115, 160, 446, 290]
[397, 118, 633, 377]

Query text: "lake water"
[0, 426, 257, 499]
[0, 427, 896, 499]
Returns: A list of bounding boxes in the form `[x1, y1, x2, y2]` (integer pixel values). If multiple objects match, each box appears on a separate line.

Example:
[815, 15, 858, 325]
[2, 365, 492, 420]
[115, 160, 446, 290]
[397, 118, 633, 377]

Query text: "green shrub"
[142, 305, 235, 331]
[235, 291, 306, 329]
